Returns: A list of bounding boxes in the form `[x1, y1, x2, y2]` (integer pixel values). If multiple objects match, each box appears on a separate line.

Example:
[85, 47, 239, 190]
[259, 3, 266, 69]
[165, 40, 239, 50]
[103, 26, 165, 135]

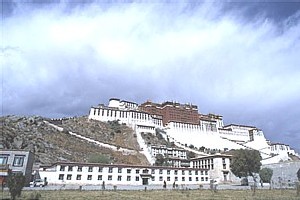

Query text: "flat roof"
[223, 124, 257, 129]
[190, 154, 232, 160]
[41, 161, 209, 171]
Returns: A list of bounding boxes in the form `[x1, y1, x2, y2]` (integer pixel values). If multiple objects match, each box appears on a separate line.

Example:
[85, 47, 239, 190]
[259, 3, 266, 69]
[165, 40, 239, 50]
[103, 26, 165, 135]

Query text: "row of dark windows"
[193, 159, 214, 165]
[58, 174, 209, 182]
[93, 108, 152, 120]
[59, 166, 207, 175]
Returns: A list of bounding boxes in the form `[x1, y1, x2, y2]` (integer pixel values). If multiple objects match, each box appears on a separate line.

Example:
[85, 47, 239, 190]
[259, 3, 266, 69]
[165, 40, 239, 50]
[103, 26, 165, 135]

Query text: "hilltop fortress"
[89, 98, 297, 165]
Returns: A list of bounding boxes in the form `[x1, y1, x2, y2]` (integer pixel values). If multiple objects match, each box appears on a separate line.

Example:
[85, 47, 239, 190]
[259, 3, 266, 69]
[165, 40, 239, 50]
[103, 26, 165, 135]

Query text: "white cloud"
[1, 2, 300, 149]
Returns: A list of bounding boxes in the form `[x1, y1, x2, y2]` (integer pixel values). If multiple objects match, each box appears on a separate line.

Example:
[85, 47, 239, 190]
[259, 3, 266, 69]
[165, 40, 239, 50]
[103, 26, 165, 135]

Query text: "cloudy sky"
[1, 0, 300, 152]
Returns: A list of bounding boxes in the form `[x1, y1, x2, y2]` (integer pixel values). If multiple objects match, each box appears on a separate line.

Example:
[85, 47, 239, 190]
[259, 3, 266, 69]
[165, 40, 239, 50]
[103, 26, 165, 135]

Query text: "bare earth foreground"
[1, 189, 299, 200]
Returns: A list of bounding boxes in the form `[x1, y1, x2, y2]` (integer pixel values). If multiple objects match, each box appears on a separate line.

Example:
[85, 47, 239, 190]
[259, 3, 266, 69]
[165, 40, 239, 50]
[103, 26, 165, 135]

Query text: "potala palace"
[89, 98, 297, 166]
[32, 98, 299, 187]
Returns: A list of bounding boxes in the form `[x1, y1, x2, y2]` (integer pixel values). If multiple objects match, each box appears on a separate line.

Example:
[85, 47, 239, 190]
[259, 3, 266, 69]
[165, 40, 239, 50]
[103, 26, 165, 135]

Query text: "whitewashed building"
[150, 146, 187, 160]
[190, 154, 235, 183]
[39, 162, 210, 186]
[270, 143, 296, 156]
[89, 98, 162, 134]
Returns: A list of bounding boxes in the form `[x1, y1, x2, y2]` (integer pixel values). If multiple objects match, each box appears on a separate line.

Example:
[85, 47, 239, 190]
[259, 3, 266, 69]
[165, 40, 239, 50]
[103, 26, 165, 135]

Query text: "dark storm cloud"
[1, 1, 300, 150]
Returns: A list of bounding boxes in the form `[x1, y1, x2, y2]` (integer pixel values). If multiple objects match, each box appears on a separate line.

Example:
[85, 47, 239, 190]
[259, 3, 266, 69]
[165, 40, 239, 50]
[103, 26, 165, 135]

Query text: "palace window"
[67, 174, 72, 180]
[77, 166, 82, 172]
[76, 175, 81, 180]
[98, 167, 103, 172]
[222, 158, 226, 164]
[58, 174, 64, 180]
[167, 177, 170, 181]
[0, 155, 8, 165]
[87, 175, 92, 180]
[68, 166, 73, 171]
[60, 166, 65, 171]
[159, 169, 163, 174]
[13, 156, 24, 167]
[136, 169, 140, 174]
[167, 170, 170, 175]
[117, 176, 122, 181]
[135, 176, 139, 181]
[108, 175, 112, 180]
[109, 167, 113, 173]
[127, 176, 131, 181]
[98, 175, 102, 180]
[159, 176, 163, 181]
[118, 168, 122, 173]
[88, 167, 93, 172]
[175, 177, 178, 181]
[127, 169, 131, 174]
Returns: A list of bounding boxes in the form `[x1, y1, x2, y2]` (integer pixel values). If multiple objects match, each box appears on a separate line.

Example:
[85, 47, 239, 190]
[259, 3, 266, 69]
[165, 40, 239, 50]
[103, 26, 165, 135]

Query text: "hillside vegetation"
[1, 116, 148, 165]
[58, 117, 140, 150]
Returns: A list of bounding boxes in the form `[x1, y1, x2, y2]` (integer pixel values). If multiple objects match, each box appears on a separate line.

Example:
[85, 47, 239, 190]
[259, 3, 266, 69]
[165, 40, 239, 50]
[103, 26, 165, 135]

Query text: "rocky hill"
[0, 115, 148, 165]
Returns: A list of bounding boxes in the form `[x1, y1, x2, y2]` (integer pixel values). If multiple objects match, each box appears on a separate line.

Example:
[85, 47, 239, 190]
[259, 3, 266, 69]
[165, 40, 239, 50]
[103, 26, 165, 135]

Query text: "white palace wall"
[89, 107, 162, 133]
[165, 122, 245, 150]
[219, 129, 250, 143]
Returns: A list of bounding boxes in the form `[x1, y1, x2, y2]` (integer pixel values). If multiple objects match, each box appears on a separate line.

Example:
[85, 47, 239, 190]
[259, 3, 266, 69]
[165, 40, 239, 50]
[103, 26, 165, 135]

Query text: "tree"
[7, 172, 26, 200]
[297, 168, 300, 181]
[187, 151, 196, 159]
[155, 154, 166, 166]
[259, 168, 273, 187]
[199, 146, 206, 152]
[230, 149, 262, 179]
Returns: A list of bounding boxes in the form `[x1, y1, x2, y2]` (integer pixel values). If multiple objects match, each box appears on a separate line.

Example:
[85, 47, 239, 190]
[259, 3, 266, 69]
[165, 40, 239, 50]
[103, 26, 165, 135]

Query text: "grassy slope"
[1, 116, 148, 165]
[60, 117, 141, 151]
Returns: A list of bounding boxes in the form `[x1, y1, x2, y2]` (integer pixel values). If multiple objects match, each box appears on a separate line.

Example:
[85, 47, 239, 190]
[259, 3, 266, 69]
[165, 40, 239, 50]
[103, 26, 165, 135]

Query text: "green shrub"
[88, 153, 110, 164]
[259, 168, 273, 184]
[7, 172, 25, 200]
